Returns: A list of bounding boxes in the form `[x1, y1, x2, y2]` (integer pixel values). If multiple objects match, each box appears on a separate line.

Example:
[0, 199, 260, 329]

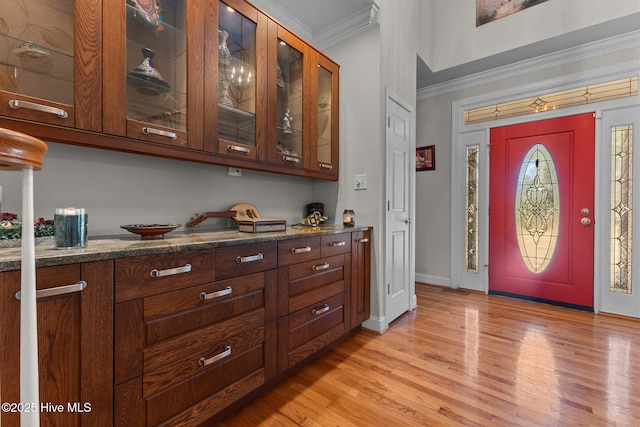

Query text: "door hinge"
[388, 283, 390, 294]
[388, 117, 391, 127]
[387, 200, 390, 211]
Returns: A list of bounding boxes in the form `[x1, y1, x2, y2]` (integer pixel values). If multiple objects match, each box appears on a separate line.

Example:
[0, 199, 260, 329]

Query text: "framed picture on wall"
[416, 145, 435, 171]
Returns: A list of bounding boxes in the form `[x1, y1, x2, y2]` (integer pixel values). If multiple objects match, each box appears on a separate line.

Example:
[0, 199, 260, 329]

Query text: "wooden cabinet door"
[0, 261, 113, 426]
[204, 0, 268, 163]
[351, 230, 371, 328]
[308, 51, 339, 179]
[0, 0, 102, 131]
[103, 0, 204, 150]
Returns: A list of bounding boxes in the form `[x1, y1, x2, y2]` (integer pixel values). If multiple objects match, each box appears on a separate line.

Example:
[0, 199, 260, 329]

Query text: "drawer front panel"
[143, 326, 265, 398]
[146, 345, 265, 426]
[115, 250, 215, 302]
[277, 237, 320, 267]
[320, 233, 352, 257]
[144, 309, 264, 374]
[288, 293, 345, 350]
[215, 241, 277, 280]
[144, 272, 267, 344]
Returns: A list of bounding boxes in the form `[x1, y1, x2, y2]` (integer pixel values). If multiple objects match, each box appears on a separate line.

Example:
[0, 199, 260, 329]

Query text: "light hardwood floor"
[218, 283, 640, 426]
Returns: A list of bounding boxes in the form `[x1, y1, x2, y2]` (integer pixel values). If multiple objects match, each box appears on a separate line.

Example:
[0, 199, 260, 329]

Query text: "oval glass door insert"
[515, 144, 560, 273]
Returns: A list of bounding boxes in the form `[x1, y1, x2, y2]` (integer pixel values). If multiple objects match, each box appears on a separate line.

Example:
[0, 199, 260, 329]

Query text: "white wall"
[431, 0, 640, 71]
[0, 142, 317, 236]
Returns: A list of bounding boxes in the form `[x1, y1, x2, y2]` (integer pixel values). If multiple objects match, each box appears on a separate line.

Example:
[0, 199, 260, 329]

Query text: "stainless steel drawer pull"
[16, 281, 87, 300]
[330, 241, 346, 247]
[9, 99, 69, 119]
[199, 286, 232, 301]
[312, 304, 330, 315]
[291, 246, 312, 254]
[312, 263, 330, 271]
[319, 163, 333, 169]
[283, 156, 300, 163]
[236, 253, 264, 263]
[142, 127, 177, 140]
[357, 238, 370, 243]
[199, 346, 232, 367]
[227, 145, 251, 154]
[150, 263, 192, 278]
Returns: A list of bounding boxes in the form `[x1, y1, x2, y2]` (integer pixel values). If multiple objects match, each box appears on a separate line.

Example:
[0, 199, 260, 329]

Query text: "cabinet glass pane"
[126, 0, 186, 131]
[276, 40, 303, 159]
[0, 0, 74, 104]
[317, 64, 332, 165]
[218, 1, 257, 147]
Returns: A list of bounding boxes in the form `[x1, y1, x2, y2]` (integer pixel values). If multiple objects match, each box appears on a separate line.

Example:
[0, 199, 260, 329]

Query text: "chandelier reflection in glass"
[218, 29, 254, 108]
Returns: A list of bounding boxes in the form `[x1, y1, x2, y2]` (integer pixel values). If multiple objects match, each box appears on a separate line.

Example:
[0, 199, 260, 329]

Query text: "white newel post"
[21, 167, 40, 427]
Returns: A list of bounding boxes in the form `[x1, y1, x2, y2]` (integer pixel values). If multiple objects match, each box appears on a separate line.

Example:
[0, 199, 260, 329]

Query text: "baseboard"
[415, 273, 450, 287]
[362, 315, 387, 333]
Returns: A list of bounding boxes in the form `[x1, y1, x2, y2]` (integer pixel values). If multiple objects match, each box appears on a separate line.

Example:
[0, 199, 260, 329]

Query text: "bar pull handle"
[312, 263, 330, 271]
[199, 286, 232, 301]
[9, 99, 69, 119]
[16, 281, 87, 300]
[312, 304, 329, 316]
[150, 263, 192, 278]
[329, 241, 346, 247]
[236, 253, 264, 264]
[357, 238, 370, 243]
[319, 163, 333, 169]
[142, 127, 177, 140]
[291, 246, 312, 254]
[283, 156, 300, 163]
[199, 346, 232, 366]
[227, 145, 251, 154]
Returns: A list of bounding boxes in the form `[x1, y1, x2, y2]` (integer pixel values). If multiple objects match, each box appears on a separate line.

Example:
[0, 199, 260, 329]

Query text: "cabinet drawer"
[278, 254, 349, 316]
[278, 293, 347, 371]
[143, 309, 265, 398]
[278, 236, 320, 267]
[115, 249, 215, 302]
[144, 272, 268, 344]
[320, 233, 352, 257]
[215, 241, 277, 280]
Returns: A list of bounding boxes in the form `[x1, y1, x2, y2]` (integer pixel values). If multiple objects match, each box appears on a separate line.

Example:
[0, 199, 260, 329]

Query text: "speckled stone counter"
[0, 225, 371, 272]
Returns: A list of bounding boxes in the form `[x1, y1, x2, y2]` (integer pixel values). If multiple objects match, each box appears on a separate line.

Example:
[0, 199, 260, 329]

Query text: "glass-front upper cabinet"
[0, 0, 101, 130]
[311, 53, 339, 177]
[268, 25, 308, 169]
[205, 0, 266, 161]
[103, 0, 203, 149]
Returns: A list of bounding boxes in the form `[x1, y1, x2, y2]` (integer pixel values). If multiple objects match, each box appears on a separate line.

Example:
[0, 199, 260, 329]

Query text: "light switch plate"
[354, 174, 367, 190]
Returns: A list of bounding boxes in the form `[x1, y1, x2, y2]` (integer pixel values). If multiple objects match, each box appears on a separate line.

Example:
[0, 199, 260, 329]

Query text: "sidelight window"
[610, 125, 633, 294]
[465, 145, 480, 273]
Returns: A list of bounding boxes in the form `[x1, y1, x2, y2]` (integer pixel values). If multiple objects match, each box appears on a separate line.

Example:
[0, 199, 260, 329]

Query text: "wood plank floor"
[218, 284, 640, 426]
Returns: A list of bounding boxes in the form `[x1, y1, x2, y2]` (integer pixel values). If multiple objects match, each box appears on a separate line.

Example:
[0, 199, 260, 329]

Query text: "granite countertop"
[0, 224, 371, 272]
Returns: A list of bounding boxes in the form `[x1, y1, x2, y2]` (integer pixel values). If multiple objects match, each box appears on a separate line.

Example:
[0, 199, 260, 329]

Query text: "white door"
[599, 105, 640, 318]
[385, 90, 415, 325]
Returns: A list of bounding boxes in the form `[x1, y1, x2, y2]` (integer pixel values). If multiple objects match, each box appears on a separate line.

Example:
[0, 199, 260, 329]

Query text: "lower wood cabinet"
[0, 228, 370, 426]
[0, 261, 114, 426]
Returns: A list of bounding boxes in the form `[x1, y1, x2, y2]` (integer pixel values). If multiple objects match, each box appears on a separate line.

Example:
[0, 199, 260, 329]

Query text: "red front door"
[489, 113, 595, 308]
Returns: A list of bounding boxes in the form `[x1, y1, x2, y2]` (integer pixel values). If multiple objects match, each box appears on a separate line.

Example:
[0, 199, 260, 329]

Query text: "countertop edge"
[0, 225, 372, 272]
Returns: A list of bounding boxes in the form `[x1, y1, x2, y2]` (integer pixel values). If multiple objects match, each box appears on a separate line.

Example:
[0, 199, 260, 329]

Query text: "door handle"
[403, 218, 412, 225]
[581, 217, 592, 225]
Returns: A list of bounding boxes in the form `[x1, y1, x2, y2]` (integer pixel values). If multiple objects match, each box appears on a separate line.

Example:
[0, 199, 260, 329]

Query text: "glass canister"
[54, 208, 87, 249]
[343, 209, 355, 227]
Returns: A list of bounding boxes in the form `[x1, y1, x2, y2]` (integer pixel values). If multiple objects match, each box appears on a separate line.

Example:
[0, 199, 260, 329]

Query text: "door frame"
[450, 65, 639, 316]
[384, 88, 417, 330]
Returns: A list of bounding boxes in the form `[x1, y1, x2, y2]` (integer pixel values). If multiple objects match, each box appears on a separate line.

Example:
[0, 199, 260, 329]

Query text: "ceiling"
[261, 1, 640, 90]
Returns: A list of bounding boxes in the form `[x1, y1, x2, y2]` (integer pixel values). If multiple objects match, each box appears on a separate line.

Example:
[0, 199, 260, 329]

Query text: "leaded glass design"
[515, 144, 560, 273]
[466, 145, 480, 273]
[464, 77, 638, 125]
[610, 125, 633, 294]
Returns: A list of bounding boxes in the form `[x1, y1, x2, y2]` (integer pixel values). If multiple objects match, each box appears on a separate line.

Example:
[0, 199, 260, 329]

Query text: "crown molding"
[314, 2, 380, 51]
[418, 30, 640, 100]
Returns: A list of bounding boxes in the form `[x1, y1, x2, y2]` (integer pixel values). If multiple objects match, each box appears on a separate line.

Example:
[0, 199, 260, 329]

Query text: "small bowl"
[120, 224, 180, 240]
